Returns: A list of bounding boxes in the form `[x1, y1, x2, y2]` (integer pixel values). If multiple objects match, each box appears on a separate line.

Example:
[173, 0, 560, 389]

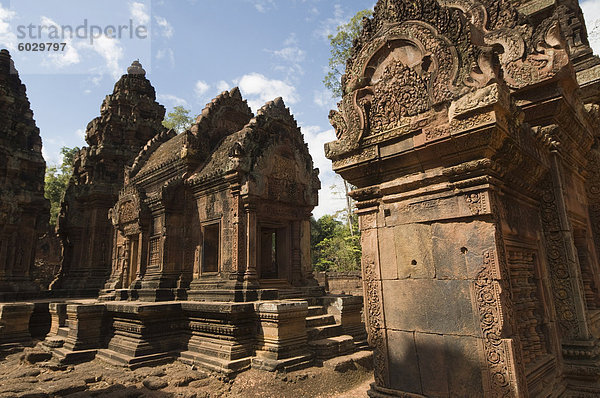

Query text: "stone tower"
[0, 49, 49, 300]
[326, 0, 600, 396]
[51, 61, 166, 297]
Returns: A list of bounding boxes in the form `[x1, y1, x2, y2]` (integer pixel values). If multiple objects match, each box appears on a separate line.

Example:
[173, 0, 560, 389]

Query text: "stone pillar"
[180, 302, 255, 375]
[98, 302, 181, 367]
[323, 295, 366, 345]
[252, 300, 313, 371]
[0, 303, 34, 348]
[300, 219, 318, 286]
[48, 302, 67, 335]
[244, 205, 258, 282]
[63, 304, 105, 351]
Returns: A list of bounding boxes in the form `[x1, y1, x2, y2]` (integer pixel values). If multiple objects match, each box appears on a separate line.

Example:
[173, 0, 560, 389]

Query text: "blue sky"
[0, 0, 598, 218]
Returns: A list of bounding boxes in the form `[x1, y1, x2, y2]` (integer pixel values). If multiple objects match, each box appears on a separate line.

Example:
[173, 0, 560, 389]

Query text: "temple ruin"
[28, 66, 368, 375]
[0, 49, 49, 301]
[100, 88, 322, 302]
[50, 61, 166, 297]
[2, 0, 600, 395]
[326, 0, 600, 396]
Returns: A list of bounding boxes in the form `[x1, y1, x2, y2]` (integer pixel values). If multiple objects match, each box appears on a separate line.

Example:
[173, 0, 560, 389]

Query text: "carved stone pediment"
[326, 0, 571, 160]
[110, 187, 146, 235]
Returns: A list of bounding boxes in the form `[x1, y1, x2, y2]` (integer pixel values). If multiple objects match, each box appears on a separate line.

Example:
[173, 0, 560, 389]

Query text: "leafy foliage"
[323, 9, 373, 98]
[311, 214, 361, 272]
[45, 146, 79, 226]
[162, 106, 195, 133]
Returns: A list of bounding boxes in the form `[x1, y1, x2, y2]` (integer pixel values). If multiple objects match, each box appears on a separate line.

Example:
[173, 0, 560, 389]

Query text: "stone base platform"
[39, 294, 366, 375]
[0, 303, 34, 349]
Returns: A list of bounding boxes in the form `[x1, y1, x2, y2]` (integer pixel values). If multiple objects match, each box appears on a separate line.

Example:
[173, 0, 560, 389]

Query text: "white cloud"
[194, 80, 210, 97]
[313, 89, 336, 109]
[157, 94, 189, 107]
[273, 46, 305, 64]
[40, 16, 81, 69]
[75, 129, 85, 139]
[216, 80, 231, 92]
[268, 33, 305, 80]
[582, 0, 600, 55]
[130, 2, 150, 26]
[315, 3, 346, 41]
[36, 16, 124, 79]
[156, 48, 175, 67]
[154, 16, 174, 38]
[85, 35, 124, 79]
[0, 5, 17, 51]
[248, 0, 276, 13]
[238, 72, 299, 111]
[300, 124, 343, 218]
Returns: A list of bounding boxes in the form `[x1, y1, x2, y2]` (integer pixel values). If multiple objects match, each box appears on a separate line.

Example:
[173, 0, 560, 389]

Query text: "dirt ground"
[0, 343, 374, 398]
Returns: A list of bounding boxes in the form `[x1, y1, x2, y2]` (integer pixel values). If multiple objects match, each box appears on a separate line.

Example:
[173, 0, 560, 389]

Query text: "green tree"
[162, 105, 195, 133]
[323, 8, 373, 97]
[45, 146, 80, 226]
[311, 214, 361, 272]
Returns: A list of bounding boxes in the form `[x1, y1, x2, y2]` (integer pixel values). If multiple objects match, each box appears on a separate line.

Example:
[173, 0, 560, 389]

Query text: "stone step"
[179, 350, 251, 375]
[278, 289, 304, 299]
[43, 336, 64, 349]
[56, 326, 69, 338]
[306, 314, 335, 328]
[96, 348, 176, 370]
[307, 323, 343, 341]
[52, 347, 97, 364]
[307, 305, 326, 317]
[320, 349, 373, 372]
[251, 352, 314, 372]
[308, 335, 355, 360]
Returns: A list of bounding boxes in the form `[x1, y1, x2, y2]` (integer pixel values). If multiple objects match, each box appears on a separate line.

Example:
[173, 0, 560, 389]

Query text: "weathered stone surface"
[23, 349, 52, 364]
[316, 271, 363, 296]
[382, 279, 478, 336]
[51, 61, 166, 298]
[386, 330, 421, 394]
[326, 0, 600, 396]
[96, 88, 321, 302]
[0, 50, 49, 300]
[142, 376, 168, 390]
[0, 303, 34, 347]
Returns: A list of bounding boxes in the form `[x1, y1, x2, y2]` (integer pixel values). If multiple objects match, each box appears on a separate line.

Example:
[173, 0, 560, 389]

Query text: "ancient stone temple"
[100, 88, 321, 302]
[0, 49, 49, 301]
[41, 88, 368, 374]
[51, 61, 166, 297]
[326, 0, 600, 396]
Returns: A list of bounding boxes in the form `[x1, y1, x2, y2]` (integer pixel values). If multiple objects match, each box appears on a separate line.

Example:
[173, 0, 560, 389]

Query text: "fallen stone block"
[142, 377, 168, 390]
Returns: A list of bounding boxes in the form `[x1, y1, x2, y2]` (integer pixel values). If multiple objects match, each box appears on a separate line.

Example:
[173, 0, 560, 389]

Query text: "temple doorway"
[258, 225, 290, 282]
[260, 228, 278, 279]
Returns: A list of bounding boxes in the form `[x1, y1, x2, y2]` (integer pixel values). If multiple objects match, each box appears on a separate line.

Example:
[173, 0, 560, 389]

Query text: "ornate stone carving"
[362, 241, 389, 387]
[52, 61, 166, 296]
[0, 50, 49, 298]
[473, 250, 520, 396]
[540, 176, 582, 338]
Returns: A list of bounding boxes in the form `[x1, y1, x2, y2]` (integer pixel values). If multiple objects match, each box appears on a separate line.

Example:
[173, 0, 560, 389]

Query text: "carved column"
[244, 204, 258, 282]
[290, 220, 302, 286]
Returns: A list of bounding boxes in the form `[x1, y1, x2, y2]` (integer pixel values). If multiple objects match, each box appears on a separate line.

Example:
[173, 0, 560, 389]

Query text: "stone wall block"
[64, 304, 106, 351]
[0, 303, 34, 346]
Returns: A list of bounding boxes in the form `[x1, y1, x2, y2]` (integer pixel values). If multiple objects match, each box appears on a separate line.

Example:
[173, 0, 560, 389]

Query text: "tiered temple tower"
[51, 61, 166, 297]
[0, 49, 49, 300]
